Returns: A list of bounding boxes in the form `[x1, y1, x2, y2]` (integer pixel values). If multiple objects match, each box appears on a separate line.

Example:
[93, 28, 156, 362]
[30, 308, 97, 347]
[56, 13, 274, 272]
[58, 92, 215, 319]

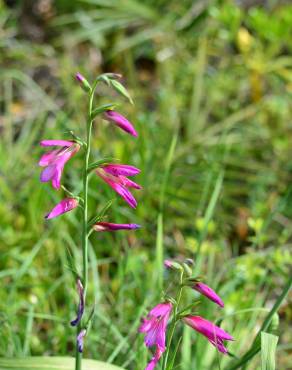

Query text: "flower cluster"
[139, 259, 234, 369]
[38, 73, 141, 355]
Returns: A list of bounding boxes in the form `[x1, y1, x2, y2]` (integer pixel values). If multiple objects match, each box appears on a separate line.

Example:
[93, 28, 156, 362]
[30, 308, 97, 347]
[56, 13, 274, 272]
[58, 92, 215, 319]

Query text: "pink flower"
[45, 198, 78, 219]
[39, 140, 80, 189]
[183, 315, 234, 354]
[145, 347, 163, 370]
[139, 302, 172, 369]
[193, 282, 224, 308]
[96, 164, 141, 208]
[93, 222, 140, 232]
[103, 110, 137, 137]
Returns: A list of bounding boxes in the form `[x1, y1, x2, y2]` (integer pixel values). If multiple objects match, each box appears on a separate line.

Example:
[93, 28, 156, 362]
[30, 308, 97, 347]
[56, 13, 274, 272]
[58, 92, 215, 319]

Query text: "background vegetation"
[0, 0, 291, 369]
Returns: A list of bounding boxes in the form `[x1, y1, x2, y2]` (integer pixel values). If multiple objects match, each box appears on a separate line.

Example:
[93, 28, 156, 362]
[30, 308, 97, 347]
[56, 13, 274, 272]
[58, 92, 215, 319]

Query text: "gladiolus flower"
[102, 164, 140, 177]
[139, 302, 172, 370]
[77, 329, 86, 353]
[103, 110, 137, 137]
[96, 164, 141, 208]
[192, 282, 224, 308]
[93, 222, 140, 232]
[70, 278, 84, 327]
[45, 198, 79, 219]
[183, 315, 234, 354]
[39, 140, 80, 189]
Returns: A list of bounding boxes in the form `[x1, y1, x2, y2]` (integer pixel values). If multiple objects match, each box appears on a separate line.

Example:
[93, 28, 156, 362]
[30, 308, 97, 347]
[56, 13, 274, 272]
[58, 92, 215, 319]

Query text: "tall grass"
[0, 0, 291, 369]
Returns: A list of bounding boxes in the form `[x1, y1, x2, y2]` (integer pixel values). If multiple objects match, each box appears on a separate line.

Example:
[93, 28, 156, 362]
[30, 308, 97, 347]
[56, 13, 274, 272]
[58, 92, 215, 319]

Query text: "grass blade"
[261, 332, 278, 370]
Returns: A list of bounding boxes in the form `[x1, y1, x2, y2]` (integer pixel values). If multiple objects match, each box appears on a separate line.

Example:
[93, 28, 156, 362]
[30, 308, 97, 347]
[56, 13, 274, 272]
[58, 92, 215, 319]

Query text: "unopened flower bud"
[164, 259, 183, 271]
[75, 73, 91, 92]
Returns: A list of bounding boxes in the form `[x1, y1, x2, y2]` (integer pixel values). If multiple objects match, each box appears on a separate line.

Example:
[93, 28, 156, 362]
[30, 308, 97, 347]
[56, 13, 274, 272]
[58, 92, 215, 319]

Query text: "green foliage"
[0, 0, 291, 369]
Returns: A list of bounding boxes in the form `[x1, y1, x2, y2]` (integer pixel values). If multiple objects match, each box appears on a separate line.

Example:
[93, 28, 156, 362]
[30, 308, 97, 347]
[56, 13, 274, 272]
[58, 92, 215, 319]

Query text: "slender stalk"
[75, 83, 96, 370]
[75, 350, 82, 370]
[162, 270, 184, 370]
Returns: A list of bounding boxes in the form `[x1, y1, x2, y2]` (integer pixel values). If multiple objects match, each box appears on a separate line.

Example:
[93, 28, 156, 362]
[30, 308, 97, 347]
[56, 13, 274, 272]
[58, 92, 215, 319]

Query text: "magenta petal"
[114, 184, 137, 208]
[102, 164, 140, 177]
[97, 171, 138, 208]
[145, 347, 163, 370]
[40, 165, 56, 182]
[45, 198, 79, 219]
[149, 303, 172, 317]
[93, 222, 140, 232]
[210, 339, 228, 354]
[119, 176, 142, 189]
[40, 140, 74, 147]
[145, 359, 156, 370]
[183, 315, 233, 354]
[139, 318, 154, 333]
[76, 72, 85, 83]
[193, 282, 224, 308]
[104, 110, 138, 137]
[96, 168, 140, 208]
[39, 149, 60, 166]
[51, 165, 63, 189]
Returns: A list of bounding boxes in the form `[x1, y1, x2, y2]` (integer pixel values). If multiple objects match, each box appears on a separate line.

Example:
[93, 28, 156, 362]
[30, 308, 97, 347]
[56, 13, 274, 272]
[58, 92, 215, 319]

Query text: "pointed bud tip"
[164, 259, 183, 271]
[75, 73, 91, 92]
[75, 72, 85, 83]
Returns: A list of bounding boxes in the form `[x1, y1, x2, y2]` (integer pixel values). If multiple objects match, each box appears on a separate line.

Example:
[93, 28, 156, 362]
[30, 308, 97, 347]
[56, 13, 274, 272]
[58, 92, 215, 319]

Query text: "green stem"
[162, 271, 184, 370]
[75, 83, 96, 370]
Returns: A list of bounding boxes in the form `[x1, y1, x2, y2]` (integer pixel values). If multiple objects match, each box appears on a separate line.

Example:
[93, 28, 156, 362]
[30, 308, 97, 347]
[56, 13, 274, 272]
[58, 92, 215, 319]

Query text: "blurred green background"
[0, 0, 291, 369]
